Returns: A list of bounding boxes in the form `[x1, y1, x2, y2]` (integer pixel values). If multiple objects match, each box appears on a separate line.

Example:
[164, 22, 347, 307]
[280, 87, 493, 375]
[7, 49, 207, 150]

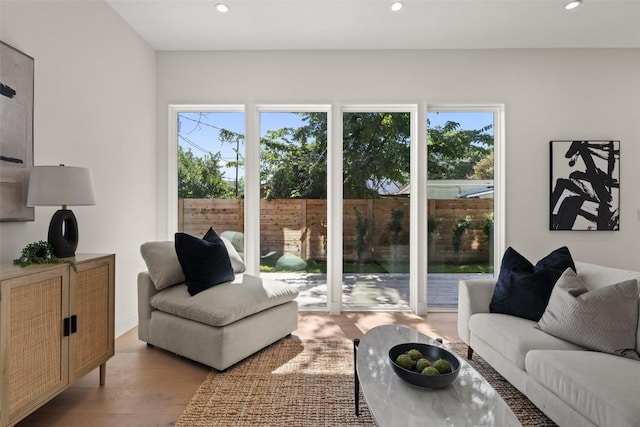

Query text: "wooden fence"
[178, 198, 493, 264]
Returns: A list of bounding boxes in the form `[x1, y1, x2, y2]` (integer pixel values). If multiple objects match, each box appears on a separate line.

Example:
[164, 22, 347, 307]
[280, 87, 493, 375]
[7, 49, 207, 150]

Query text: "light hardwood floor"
[17, 311, 459, 427]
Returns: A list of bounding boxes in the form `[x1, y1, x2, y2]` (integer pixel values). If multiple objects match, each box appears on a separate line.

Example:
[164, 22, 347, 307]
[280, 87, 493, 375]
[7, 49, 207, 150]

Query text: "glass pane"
[177, 111, 245, 252]
[427, 111, 494, 310]
[259, 112, 328, 310]
[342, 111, 411, 310]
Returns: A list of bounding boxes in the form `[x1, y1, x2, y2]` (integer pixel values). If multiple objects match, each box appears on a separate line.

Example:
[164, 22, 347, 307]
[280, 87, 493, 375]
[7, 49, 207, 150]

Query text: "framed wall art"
[1, 41, 34, 221]
[550, 140, 620, 231]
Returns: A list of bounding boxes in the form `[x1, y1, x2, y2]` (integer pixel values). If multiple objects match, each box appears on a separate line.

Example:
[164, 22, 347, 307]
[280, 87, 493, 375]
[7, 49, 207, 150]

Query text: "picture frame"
[1, 41, 34, 221]
[550, 140, 620, 231]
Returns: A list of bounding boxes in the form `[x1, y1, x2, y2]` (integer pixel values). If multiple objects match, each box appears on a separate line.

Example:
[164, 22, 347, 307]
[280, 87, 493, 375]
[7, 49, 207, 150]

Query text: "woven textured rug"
[176, 339, 557, 426]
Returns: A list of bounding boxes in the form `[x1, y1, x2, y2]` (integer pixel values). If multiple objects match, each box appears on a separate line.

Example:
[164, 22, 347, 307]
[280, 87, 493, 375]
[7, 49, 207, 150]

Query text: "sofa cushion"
[526, 350, 640, 427]
[490, 246, 575, 321]
[140, 241, 185, 291]
[537, 268, 639, 360]
[150, 274, 298, 327]
[220, 236, 246, 274]
[575, 261, 640, 354]
[220, 230, 244, 253]
[175, 231, 235, 296]
[575, 262, 640, 291]
[469, 313, 584, 370]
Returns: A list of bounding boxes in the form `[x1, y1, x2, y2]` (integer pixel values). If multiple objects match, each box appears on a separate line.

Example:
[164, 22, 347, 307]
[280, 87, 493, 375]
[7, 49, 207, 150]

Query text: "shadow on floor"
[261, 272, 493, 311]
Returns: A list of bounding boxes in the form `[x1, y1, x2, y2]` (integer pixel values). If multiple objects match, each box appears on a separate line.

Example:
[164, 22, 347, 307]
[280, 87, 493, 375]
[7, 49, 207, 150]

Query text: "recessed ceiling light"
[564, 0, 582, 10]
[390, 2, 403, 12]
[216, 3, 229, 13]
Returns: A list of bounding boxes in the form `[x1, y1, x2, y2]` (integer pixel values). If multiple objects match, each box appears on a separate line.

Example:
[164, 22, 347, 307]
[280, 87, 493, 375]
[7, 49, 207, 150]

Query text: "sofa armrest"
[457, 277, 497, 345]
[137, 271, 158, 343]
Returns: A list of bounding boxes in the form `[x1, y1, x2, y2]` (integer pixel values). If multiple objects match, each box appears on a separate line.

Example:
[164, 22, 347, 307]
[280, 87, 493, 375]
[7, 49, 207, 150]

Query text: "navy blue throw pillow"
[174, 229, 235, 296]
[489, 246, 575, 321]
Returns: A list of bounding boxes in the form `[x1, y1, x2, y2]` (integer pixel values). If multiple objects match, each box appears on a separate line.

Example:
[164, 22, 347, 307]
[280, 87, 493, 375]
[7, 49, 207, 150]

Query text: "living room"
[1, 0, 639, 426]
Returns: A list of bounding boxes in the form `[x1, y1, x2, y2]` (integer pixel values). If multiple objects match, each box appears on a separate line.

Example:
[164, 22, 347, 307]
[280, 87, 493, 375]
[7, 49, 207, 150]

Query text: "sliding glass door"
[426, 109, 496, 310]
[176, 110, 245, 249]
[341, 110, 412, 310]
[259, 109, 329, 309]
[170, 104, 503, 313]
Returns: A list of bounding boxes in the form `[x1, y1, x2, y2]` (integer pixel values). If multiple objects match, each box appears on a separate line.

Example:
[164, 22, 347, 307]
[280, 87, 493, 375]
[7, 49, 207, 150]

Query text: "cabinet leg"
[100, 362, 106, 386]
[353, 338, 360, 416]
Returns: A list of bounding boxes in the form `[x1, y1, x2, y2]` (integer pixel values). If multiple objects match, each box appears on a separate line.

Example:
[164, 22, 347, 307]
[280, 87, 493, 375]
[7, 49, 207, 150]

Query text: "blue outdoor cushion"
[175, 228, 235, 296]
[489, 246, 575, 321]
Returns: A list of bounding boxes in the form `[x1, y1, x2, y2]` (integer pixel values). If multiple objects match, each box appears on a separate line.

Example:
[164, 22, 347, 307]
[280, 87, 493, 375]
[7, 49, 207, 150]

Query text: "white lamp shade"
[27, 165, 96, 207]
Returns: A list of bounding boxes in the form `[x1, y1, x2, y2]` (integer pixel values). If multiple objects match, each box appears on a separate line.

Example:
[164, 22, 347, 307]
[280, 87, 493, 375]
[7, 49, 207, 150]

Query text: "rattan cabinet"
[0, 254, 115, 427]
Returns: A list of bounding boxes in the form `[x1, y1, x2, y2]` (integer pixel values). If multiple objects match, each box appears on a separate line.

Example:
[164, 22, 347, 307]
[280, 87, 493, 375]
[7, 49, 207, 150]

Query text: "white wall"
[2, 4, 637, 333]
[157, 49, 640, 271]
[0, 1, 158, 336]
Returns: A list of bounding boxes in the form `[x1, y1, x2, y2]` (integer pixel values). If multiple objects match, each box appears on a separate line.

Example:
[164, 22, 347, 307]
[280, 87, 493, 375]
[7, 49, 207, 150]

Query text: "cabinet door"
[0, 267, 69, 425]
[68, 256, 115, 382]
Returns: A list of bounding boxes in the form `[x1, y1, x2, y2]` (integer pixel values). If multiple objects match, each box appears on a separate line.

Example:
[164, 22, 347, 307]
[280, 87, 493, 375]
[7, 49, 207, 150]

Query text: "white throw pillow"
[537, 268, 640, 360]
[140, 241, 185, 290]
[221, 236, 246, 274]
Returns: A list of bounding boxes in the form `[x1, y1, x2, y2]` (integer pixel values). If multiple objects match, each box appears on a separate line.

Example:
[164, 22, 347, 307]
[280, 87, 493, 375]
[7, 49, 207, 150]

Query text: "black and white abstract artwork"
[550, 140, 620, 231]
[1, 41, 34, 221]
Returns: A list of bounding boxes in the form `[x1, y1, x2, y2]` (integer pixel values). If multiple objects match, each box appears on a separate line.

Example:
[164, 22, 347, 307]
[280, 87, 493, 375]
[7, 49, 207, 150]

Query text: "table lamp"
[27, 164, 96, 258]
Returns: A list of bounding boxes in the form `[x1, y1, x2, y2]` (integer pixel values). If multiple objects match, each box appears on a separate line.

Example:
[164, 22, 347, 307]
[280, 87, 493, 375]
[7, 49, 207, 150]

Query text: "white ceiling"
[106, 0, 640, 51]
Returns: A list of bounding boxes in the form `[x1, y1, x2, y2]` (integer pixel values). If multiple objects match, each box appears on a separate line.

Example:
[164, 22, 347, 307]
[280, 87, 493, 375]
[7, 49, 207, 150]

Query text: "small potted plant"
[14, 241, 76, 271]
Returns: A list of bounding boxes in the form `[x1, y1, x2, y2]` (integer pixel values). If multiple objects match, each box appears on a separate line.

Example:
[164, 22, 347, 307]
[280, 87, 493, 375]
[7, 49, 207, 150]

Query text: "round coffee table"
[354, 325, 521, 426]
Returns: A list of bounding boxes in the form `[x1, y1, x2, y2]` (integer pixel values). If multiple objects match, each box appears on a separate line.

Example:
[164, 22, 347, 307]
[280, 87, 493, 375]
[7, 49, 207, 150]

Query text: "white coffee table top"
[357, 325, 521, 427]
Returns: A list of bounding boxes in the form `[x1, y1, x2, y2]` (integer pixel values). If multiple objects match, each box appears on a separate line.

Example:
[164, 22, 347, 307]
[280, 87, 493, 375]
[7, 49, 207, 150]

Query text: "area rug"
[448, 342, 556, 427]
[176, 339, 557, 426]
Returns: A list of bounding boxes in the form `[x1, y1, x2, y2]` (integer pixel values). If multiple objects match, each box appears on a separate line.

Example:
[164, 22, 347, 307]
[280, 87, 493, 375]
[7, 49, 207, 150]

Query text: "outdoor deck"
[261, 272, 493, 311]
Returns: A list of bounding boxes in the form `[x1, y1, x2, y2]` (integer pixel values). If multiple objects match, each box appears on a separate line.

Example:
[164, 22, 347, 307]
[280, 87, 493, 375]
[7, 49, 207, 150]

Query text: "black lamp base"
[48, 209, 79, 258]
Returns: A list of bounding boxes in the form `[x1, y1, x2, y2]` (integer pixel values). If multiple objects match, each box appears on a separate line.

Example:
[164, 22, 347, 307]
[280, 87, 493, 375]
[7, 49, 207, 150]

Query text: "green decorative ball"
[433, 358, 452, 374]
[396, 353, 416, 370]
[422, 366, 440, 376]
[406, 349, 423, 361]
[415, 358, 432, 372]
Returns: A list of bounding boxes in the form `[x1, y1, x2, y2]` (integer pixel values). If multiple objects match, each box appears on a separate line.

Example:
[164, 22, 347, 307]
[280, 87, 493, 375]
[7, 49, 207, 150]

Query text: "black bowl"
[389, 342, 460, 389]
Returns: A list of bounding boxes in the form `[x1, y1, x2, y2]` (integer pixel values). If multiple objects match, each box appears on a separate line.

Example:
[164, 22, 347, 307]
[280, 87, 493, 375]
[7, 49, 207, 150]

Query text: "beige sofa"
[458, 261, 640, 427]
[138, 241, 299, 371]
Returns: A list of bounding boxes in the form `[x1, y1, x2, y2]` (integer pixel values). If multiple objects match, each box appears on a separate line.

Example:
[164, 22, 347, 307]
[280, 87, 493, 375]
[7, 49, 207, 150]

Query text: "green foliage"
[468, 152, 494, 180]
[452, 215, 473, 255]
[427, 215, 439, 248]
[179, 112, 493, 201]
[387, 208, 404, 246]
[218, 128, 245, 197]
[482, 212, 494, 237]
[261, 113, 493, 200]
[354, 208, 369, 265]
[177, 111, 243, 199]
[342, 112, 410, 198]
[427, 121, 493, 180]
[260, 258, 394, 274]
[261, 112, 411, 200]
[260, 258, 492, 274]
[428, 216, 439, 234]
[427, 263, 493, 274]
[178, 146, 234, 199]
[261, 113, 327, 199]
[13, 241, 76, 271]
